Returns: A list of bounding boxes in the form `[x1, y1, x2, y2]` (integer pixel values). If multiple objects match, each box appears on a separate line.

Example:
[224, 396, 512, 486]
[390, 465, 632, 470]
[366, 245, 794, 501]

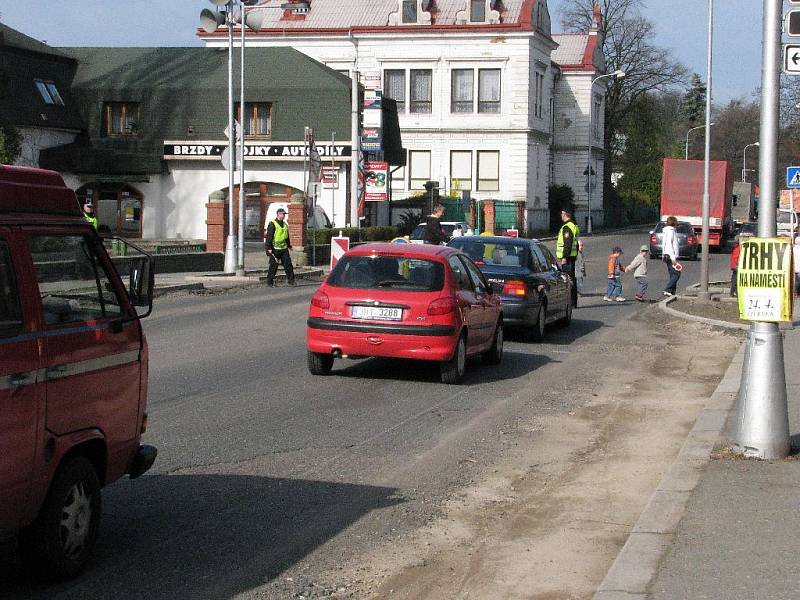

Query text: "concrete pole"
[586, 80, 593, 235]
[224, 11, 237, 274]
[350, 66, 360, 228]
[733, 0, 790, 460]
[698, 0, 713, 301]
[237, 3, 246, 277]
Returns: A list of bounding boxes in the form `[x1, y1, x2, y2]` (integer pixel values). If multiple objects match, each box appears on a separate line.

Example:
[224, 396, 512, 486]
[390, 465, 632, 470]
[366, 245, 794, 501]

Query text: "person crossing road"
[556, 209, 580, 307]
[264, 208, 296, 287]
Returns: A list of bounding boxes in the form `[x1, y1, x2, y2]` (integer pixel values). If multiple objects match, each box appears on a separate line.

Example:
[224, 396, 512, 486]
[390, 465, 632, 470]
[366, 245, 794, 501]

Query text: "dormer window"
[470, 0, 486, 22]
[402, 0, 417, 23]
[34, 79, 64, 106]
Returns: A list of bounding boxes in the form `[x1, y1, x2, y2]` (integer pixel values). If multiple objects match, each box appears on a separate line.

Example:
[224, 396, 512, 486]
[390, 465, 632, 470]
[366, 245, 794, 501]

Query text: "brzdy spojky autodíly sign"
[737, 237, 794, 322]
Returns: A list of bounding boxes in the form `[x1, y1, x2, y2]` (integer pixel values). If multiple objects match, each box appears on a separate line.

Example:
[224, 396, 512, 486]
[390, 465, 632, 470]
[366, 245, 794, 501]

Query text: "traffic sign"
[788, 10, 800, 36]
[784, 44, 800, 74]
[788, 166, 800, 189]
[330, 235, 350, 269]
[220, 147, 241, 171]
[224, 120, 242, 142]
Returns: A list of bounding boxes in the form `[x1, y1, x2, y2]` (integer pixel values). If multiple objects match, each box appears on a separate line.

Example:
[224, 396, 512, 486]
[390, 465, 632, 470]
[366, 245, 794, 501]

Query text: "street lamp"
[200, 0, 308, 275]
[684, 122, 714, 160]
[698, 0, 714, 301]
[742, 141, 759, 182]
[586, 69, 624, 235]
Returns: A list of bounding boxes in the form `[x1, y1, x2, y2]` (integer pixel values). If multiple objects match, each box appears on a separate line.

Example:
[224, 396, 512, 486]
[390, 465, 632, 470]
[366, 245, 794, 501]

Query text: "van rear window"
[327, 255, 444, 291]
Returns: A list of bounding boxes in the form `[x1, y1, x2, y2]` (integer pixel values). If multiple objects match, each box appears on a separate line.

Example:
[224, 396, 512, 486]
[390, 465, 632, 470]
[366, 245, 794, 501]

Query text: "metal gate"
[441, 198, 465, 221]
[494, 200, 519, 230]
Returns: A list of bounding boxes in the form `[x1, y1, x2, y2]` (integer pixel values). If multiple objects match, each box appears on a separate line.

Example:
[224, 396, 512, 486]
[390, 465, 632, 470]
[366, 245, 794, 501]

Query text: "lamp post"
[684, 123, 713, 160]
[742, 141, 759, 182]
[698, 0, 714, 301]
[586, 69, 624, 235]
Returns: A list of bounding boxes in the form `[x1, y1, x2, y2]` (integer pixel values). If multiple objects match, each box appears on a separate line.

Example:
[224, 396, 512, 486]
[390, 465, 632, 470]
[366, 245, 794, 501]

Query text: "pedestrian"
[556, 209, 580, 307]
[604, 246, 626, 302]
[575, 239, 587, 295]
[82, 203, 98, 230]
[264, 207, 296, 287]
[793, 237, 800, 296]
[626, 245, 649, 301]
[730, 241, 741, 297]
[451, 224, 464, 238]
[422, 203, 447, 245]
[662, 215, 682, 297]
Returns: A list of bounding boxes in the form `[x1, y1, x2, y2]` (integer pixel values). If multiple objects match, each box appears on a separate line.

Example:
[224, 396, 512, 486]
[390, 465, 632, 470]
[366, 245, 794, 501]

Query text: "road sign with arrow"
[784, 44, 800, 74]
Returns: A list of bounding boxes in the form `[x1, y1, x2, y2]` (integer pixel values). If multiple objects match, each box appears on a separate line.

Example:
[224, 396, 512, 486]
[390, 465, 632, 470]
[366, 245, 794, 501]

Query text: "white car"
[409, 221, 471, 244]
[777, 208, 798, 237]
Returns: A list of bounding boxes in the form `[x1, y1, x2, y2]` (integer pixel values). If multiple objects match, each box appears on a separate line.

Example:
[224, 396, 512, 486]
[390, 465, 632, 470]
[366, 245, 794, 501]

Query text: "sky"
[0, 0, 767, 103]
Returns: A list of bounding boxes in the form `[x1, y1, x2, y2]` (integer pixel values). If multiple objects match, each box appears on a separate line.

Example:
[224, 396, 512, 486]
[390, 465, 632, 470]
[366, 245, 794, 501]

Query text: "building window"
[409, 150, 431, 190]
[402, 0, 417, 23]
[103, 102, 139, 136]
[533, 70, 545, 118]
[593, 94, 602, 140]
[470, 0, 486, 22]
[451, 69, 474, 113]
[385, 69, 406, 113]
[477, 150, 500, 191]
[478, 69, 501, 113]
[34, 79, 64, 106]
[410, 69, 432, 113]
[237, 102, 272, 137]
[450, 151, 472, 191]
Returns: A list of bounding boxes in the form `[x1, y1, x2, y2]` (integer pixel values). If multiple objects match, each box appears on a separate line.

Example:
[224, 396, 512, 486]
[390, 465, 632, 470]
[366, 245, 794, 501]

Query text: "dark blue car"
[447, 236, 573, 341]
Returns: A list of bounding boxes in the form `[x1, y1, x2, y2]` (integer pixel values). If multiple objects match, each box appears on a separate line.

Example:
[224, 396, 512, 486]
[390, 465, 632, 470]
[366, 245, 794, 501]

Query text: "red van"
[0, 165, 156, 580]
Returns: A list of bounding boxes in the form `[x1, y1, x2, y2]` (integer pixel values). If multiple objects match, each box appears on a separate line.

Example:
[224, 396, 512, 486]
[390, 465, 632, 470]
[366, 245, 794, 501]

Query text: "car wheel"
[557, 298, 573, 328]
[484, 322, 503, 365]
[19, 456, 101, 581]
[307, 350, 334, 375]
[441, 334, 467, 384]
[527, 303, 546, 342]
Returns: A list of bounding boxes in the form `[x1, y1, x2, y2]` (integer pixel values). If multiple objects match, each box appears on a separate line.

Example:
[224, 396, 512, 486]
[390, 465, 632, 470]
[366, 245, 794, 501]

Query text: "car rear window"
[448, 239, 529, 267]
[678, 224, 695, 234]
[327, 255, 444, 291]
[653, 222, 665, 233]
[410, 225, 425, 239]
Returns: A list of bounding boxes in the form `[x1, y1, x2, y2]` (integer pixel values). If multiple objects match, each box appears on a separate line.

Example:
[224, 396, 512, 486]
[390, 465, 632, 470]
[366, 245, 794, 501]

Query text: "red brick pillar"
[288, 201, 308, 266]
[482, 199, 496, 235]
[516, 201, 525, 234]
[206, 199, 227, 253]
[469, 200, 477, 230]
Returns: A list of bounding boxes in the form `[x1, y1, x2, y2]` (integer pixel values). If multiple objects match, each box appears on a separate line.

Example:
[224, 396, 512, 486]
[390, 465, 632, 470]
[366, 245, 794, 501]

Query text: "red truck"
[660, 159, 733, 249]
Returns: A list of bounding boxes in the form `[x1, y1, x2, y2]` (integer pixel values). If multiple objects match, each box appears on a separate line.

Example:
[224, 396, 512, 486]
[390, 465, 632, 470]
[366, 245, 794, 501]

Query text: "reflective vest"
[84, 214, 98, 230]
[271, 219, 289, 250]
[556, 221, 579, 259]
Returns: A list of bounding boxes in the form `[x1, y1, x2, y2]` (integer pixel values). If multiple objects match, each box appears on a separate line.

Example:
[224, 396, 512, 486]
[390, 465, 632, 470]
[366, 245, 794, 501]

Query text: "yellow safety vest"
[556, 221, 579, 259]
[84, 214, 98, 230]
[272, 219, 289, 250]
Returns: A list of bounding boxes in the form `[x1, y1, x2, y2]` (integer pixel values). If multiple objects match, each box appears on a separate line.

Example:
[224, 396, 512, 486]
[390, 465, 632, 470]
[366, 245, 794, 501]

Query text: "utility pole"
[698, 0, 714, 301]
[733, 0, 790, 460]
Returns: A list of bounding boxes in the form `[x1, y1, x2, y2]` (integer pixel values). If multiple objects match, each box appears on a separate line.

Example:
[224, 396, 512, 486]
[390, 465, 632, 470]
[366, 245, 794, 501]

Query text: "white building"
[200, 0, 608, 231]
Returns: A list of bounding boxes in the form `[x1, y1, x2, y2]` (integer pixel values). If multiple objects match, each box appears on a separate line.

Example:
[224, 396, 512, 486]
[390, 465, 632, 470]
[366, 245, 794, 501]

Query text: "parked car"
[0, 165, 156, 580]
[735, 221, 758, 243]
[648, 221, 699, 260]
[447, 236, 572, 341]
[306, 243, 502, 383]
[409, 221, 470, 243]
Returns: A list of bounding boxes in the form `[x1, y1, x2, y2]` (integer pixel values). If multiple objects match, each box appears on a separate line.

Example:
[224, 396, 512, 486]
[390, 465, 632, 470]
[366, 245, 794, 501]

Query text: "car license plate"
[351, 306, 403, 321]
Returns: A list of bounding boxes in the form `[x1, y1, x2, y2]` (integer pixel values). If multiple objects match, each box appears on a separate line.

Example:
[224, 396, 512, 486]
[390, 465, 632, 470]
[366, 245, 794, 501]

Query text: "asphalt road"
[4, 230, 733, 599]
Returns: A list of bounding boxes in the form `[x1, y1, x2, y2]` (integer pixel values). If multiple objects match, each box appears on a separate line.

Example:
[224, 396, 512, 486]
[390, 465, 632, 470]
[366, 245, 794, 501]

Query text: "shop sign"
[737, 237, 794, 322]
[164, 142, 352, 161]
[364, 161, 388, 202]
[361, 71, 382, 90]
[321, 166, 338, 188]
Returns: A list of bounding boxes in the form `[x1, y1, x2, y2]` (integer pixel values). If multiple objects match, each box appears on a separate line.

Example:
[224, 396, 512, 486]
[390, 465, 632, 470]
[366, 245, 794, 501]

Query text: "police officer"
[83, 203, 98, 230]
[556, 209, 580, 307]
[264, 208, 296, 287]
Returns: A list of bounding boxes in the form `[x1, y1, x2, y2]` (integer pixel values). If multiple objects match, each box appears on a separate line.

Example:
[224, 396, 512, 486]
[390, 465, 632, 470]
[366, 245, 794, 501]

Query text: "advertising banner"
[364, 161, 389, 202]
[737, 237, 794, 322]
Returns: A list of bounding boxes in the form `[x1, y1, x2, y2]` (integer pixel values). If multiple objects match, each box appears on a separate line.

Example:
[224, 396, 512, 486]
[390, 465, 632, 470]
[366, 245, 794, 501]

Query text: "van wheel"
[484, 322, 504, 365]
[19, 456, 101, 581]
[307, 351, 334, 375]
[441, 334, 467, 384]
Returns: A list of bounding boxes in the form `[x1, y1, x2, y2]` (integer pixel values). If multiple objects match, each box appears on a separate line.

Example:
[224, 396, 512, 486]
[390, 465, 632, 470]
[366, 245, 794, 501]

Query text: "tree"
[560, 0, 687, 223]
[0, 122, 22, 165]
[708, 99, 760, 179]
[681, 74, 707, 125]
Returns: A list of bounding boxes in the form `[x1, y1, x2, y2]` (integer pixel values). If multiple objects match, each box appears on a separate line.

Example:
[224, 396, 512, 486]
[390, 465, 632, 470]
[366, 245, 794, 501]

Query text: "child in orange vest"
[604, 246, 626, 302]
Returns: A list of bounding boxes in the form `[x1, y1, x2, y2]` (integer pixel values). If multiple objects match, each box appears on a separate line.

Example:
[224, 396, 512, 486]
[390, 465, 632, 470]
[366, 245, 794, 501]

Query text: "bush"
[308, 226, 400, 245]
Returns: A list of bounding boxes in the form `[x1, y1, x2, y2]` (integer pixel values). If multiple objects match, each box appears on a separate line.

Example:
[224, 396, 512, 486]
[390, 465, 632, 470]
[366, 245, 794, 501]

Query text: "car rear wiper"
[376, 279, 420, 287]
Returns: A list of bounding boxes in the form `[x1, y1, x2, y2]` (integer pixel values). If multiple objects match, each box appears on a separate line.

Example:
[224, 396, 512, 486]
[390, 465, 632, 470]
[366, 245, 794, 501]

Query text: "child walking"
[626, 245, 650, 301]
[604, 246, 626, 302]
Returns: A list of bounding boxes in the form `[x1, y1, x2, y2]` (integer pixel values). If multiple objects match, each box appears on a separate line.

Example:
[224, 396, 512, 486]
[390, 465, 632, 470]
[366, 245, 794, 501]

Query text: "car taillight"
[502, 280, 527, 297]
[311, 290, 330, 309]
[427, 297, 458, 316]
[687, 235, 696, 244]
[650, 235, 657, 244]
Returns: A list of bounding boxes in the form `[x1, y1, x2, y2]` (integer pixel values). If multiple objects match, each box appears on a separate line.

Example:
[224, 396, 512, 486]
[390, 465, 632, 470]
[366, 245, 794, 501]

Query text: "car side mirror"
[129, 257, 155, 309]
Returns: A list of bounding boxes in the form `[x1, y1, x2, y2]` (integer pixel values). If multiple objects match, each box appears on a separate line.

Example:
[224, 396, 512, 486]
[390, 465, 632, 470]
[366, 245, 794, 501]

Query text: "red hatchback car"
[307, 243, 503, 383]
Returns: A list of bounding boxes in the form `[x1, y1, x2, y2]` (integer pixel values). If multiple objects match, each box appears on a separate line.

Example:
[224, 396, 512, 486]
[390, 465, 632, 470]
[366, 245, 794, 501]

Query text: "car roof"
[0, 165, 83, 219]
[348, 242, 458, 260]
[450, 235, 533, 244]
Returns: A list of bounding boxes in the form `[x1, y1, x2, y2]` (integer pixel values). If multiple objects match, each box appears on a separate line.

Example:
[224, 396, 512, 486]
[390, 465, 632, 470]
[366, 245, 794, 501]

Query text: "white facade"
[16, 127, 78, 168]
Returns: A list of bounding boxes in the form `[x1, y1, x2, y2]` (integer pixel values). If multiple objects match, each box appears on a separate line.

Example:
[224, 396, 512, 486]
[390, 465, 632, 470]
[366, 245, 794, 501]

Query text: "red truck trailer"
[660, 159, 733, 249]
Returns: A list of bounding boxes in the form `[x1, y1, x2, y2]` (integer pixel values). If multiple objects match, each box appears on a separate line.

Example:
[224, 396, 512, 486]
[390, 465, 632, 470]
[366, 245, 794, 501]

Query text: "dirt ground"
[671, 297, 745, 325]
[307, 312, 741, 600]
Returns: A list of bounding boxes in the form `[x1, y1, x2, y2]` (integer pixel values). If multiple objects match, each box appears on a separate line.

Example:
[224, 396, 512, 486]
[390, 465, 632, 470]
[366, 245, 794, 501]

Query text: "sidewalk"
[594, 318, 800, 599]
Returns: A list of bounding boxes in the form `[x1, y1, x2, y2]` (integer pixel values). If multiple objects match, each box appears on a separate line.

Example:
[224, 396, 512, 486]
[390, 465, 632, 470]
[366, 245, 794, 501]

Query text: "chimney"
[590, 3, 602, 34]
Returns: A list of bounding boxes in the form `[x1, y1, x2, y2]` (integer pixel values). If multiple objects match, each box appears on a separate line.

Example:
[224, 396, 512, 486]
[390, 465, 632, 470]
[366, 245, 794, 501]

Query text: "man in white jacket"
[662, 216, 682, 296]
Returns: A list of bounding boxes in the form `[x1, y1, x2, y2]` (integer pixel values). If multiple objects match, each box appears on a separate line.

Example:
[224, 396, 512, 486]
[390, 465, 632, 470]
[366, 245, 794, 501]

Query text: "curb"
[152, 283, 205, 298]
[659, 295, 750, 331]
[592, 341, 746, 600]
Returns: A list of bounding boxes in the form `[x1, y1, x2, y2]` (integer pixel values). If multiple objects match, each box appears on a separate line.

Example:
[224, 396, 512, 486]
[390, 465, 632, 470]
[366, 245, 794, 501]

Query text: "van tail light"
[650, 234, 657, 244]
[427, 297, 458, 316]
[311, 290, 330, 309]
[502, 280, 527, 297]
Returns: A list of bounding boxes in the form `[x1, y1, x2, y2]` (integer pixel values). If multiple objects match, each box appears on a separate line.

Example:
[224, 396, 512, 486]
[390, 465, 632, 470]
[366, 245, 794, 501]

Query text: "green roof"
[0, 22, 70, 58]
